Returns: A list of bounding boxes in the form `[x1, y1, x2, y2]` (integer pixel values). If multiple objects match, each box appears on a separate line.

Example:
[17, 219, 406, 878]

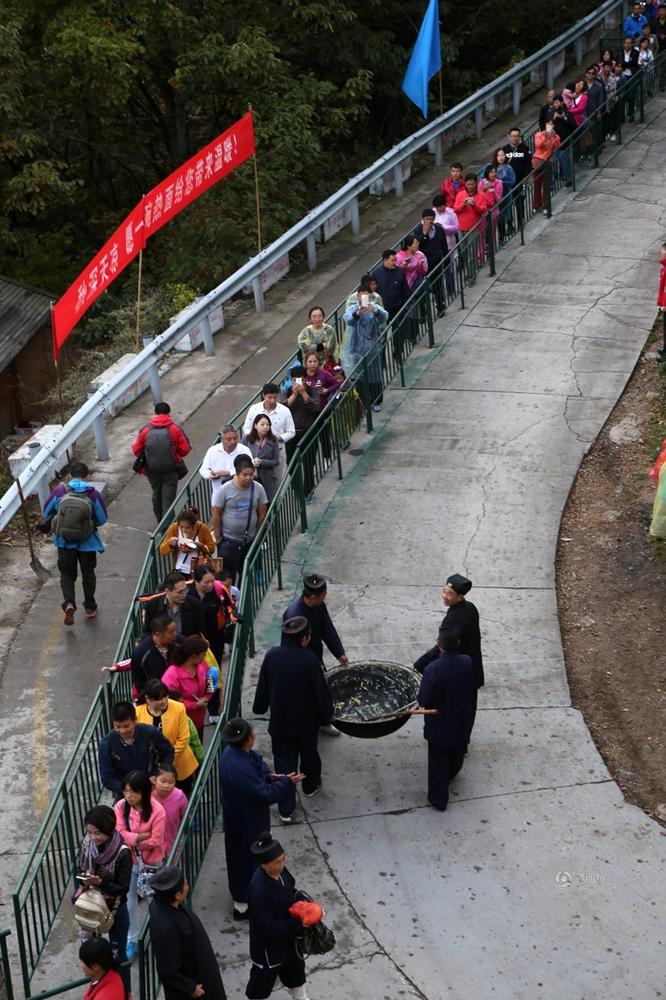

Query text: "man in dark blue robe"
[252, 617, 334, 821]
[218, 718, 302, 919]
[245, 833, 309, 1000]
[418, 627, 476, 811]
[282, 574, 348, 667]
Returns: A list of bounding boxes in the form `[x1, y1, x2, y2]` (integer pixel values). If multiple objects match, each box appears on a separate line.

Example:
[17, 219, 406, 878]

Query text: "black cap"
[251, 832, 284, 863]
[282, 615, 309, 636]
[445, 574, 472, 595]
[303, 574, 327, 595]
[150, 866, 184, 894]
[222, 717, 251, 745]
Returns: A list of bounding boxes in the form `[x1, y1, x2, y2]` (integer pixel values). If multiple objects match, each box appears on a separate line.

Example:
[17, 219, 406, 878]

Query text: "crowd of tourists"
[33, 14, 666, 998]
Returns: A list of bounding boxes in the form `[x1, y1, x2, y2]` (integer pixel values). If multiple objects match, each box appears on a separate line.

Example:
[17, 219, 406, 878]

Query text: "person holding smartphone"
[74, 805, 132, 989]
[342, 283, 389, 412]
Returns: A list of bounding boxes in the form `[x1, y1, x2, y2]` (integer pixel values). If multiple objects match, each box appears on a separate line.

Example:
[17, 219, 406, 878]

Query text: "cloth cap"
[150, 866, 184, 894]
[445, 573, 472, 595]
[222, 717, 251, 745]
[282, 615, 309, 636]
[303, 574, 327, 595]
[251, 832, 284, 863]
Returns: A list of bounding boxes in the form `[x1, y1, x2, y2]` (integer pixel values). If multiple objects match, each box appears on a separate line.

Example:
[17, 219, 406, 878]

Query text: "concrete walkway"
[4, 84, 666, 1000]
[189, 106, 666, 998]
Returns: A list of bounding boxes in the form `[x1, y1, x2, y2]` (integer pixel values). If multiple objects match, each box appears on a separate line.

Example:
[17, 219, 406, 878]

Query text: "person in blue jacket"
[342, 283, 388, 411]
[40, 461, 107, 625]
[252, 617, 335, 823]
[418, 627, 476, 811]
[245, 832, 309, 1000]
[218, 718, 303, 920]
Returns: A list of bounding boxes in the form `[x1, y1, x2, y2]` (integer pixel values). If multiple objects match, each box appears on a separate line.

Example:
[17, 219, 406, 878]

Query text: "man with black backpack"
[131, 402, 192, 523]
[40, 462, 108, 626]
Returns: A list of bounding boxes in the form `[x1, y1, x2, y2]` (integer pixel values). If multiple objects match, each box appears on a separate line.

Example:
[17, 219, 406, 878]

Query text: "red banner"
[51, 112, 255, 359]
[52, 202, 146, 359]
[143, 111, 255, 240]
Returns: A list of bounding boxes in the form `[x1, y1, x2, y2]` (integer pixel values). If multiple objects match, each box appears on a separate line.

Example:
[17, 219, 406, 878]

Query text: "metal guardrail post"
[252, 276, 264, 313]
[393, 163, 404, 197]
[362, 356, 373, 434]
[639, 72, 645, 124]
[148, 363, 162, 404]
[306, 234, 317, 271]
[0, 929, 14, 1000]
[294, 459, 308, 534]
[486, 214, 496, 277]
[571, 142, 577, 192]
[575, 37, 584, 64]
[92, 415, 109, 461]
[458, 246, 466, 309]
[546, 56, 555, 88]
[426, 290, 436, 348]
[512, 79, 521, 115]
[350, 197, 360, 236]
[474, 107, 483, 139]
[545, 165, 553, 218]
[433, 135, 443, 168]
[200, 315, 215, 357]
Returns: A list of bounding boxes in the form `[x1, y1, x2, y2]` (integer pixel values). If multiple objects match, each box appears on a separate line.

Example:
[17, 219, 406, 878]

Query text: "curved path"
[201, 107, 666, 998]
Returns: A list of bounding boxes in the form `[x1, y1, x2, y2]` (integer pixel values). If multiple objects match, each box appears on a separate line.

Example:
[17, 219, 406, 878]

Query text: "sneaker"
[303, 785, 321, 798]
[84, 608, 97, 620]
[305, 494, 314, 505]
[63, 605, 75, 627]
[543, 209, 549, 216]
[279, 812, 293, 823]
[372, 403, 382, 412]
[233, 902, 249, 920]
[320, 723, 340, 737]
[126, 941, 138, 962]
[208, 715, 220, 725]
[610, 134, 617, 142]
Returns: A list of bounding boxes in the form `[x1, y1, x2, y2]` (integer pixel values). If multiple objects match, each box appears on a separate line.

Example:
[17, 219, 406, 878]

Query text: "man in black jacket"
[149, 866, 227, 1000]
[98, 701, 174, 799]
[620, 36, 641, 121]
[253, 617, 334, 822]
[418, 628, 476, 811]
[413, 209, 447, 314]
[131, 615, 181, 693]
[502, 127, 532, 228]
[142, 572, 205, 637]
[372, 249, 409, 320]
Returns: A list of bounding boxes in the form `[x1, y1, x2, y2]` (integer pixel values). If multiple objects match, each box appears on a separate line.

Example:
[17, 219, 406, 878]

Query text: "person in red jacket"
[657, 241, 666, 361]
[439, 161, 465, 207]
[454, 174, 494, 284]
[132, 402, 191, 523]
[79, 937, 127, 1000]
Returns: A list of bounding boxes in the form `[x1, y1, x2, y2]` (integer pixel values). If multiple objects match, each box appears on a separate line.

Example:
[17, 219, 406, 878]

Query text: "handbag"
[293, 891, 336, 959]
[74, 888, 116, 935]
[220, 483, 255, 557]
[136, 854, 166, 900]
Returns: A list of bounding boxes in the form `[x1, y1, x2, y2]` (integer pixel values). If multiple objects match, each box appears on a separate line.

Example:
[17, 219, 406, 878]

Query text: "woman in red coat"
[454, 174, 494, 280]
[79, 938, 126, 1000]
[657, 241, 666, 361]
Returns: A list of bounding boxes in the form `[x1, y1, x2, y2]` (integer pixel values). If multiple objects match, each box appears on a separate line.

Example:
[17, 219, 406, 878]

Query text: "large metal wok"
[327, 660, 421, 738]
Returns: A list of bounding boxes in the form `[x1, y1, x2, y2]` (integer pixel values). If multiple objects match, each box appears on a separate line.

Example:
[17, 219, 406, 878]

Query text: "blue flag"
[401, 0, 442, 118]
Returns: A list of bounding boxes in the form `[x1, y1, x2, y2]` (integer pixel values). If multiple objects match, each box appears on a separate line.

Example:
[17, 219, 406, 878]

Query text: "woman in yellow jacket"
[135, 679, 199, 796]
[158, 506, 216, 575]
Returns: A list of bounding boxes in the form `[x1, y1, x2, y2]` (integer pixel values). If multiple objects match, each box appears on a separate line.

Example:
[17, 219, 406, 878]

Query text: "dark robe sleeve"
[252, 655, 271, 715]
[320, 604, 345, 659]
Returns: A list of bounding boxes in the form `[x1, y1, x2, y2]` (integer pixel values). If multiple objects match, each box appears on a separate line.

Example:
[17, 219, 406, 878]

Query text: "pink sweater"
[161, 662, 211, 732]
[114, 798, 166, 865]
[152, 788, 188, 858]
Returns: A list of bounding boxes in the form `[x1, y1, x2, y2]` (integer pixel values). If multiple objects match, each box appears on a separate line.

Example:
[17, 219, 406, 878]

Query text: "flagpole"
[50, 305, 66, 428]
[249, 104, 262, 253]
[438, 68, 444, 117]
[135, 247, 144, 353]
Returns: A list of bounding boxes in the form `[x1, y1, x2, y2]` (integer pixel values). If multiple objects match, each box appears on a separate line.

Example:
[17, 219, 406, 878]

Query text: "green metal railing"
[10, 47, 665, 1000]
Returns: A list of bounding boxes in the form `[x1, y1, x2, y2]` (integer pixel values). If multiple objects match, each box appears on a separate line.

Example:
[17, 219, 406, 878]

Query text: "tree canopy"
[0, 0, 599, 325]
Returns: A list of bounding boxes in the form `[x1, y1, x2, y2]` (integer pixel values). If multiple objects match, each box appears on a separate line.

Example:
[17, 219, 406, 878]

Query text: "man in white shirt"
[242, 382, 296, 476]
[200, 424, 252, 509]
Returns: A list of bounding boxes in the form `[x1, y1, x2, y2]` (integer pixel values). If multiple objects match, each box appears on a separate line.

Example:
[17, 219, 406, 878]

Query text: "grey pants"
[147, 471, 179, 522]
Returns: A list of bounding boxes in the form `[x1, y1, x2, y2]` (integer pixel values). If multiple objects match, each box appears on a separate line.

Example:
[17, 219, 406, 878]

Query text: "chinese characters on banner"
[52, 202, 145, 359]
[52, 111, 256, 359]
[143, 112, 255, 239]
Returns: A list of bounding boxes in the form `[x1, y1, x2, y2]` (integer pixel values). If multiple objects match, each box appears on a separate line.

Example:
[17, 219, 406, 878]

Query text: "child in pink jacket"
[114, 770, 166, 957]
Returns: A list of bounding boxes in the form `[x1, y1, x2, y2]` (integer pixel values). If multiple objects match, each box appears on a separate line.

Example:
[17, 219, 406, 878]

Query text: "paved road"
[4, 81, 666, 1000]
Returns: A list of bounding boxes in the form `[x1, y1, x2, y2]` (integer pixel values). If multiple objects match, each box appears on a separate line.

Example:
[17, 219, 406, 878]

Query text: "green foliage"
[0, 0, 601, 329]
